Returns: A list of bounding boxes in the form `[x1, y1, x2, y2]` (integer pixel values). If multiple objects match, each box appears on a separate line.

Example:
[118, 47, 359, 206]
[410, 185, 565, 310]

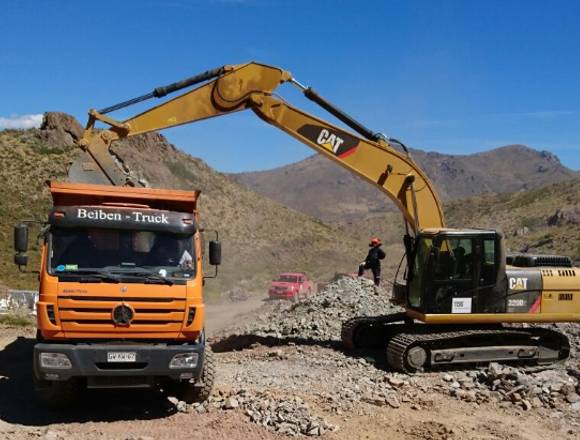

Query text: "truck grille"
[57, 296, 186, 332]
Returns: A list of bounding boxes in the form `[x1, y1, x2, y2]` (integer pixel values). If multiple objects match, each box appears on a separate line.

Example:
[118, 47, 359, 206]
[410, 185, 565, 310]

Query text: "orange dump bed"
[50, 182, 200, 213]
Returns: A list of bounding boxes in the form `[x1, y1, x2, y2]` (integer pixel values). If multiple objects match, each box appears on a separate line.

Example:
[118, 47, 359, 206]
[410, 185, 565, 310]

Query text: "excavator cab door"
[428, 236, 478, 314]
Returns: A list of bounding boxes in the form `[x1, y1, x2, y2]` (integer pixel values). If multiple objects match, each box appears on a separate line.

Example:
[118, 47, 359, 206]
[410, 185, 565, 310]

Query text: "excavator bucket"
[68, 141, 140, 186]
[68, 151, 114, 185]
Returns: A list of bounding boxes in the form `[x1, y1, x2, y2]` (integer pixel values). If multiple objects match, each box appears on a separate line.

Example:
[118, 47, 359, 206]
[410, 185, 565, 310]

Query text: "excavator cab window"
[481, 239, 496, 285]
[407, 232, 502, 315]
[433, 238, 474, 281]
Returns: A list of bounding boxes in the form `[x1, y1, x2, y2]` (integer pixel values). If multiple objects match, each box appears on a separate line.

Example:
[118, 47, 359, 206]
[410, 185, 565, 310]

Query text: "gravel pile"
[211, 276, 580, 430]
[219, 344, 418, 415]
[232, 277, 402, 342]
[440, 362, 580, 411]
[179, 389, 337, 436]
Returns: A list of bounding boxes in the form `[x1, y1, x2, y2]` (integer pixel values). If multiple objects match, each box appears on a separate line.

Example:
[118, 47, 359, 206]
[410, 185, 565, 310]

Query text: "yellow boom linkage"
[77, 62, 444, 235]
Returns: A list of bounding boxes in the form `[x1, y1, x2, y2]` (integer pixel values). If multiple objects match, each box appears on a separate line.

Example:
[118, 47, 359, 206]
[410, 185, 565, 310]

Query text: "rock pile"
[231, 277, 401, 342]
[186, 389, 337, 436]
[212, 276, 579, 433]
[441, 362, 580, 411]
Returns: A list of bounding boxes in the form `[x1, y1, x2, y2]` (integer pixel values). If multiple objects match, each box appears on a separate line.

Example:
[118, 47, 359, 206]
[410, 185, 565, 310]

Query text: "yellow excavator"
[73, 62, 579, 372]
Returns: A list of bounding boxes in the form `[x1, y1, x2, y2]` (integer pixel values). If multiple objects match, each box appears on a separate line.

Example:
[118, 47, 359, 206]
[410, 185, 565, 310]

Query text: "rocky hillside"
[232, 145, 577, 222]
[341, 178, 580, 262]
[445, 178, 580, 260]
[0, 113, 367, 294]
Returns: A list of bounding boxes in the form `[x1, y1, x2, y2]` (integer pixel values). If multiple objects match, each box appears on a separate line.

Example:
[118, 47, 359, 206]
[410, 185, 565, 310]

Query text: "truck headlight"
[39, 352, 72, 369]
[169, 353, 199, 369]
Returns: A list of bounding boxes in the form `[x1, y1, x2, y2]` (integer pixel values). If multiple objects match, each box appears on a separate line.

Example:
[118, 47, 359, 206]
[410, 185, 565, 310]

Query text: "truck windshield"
[279, 275, 299, 282]
[49, 227, 195, 279]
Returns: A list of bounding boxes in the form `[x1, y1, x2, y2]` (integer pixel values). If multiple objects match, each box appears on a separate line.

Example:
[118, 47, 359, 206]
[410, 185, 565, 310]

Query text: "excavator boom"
[74, 62, 445, 233]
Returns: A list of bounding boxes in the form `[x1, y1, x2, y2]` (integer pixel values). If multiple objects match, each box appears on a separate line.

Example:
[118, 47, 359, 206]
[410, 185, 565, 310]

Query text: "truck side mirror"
[14, 253, 28, 267]
[209, 240, 221, 266]
[14, 224, 29, 268]
[14, 223, 29, 253]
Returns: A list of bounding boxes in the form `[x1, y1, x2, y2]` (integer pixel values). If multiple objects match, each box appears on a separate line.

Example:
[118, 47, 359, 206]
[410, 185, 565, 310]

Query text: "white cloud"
[0, 114, 43, 129]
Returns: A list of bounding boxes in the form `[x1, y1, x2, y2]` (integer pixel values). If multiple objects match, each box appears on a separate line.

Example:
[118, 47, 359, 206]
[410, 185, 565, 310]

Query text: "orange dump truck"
[13, 182, 221, 407]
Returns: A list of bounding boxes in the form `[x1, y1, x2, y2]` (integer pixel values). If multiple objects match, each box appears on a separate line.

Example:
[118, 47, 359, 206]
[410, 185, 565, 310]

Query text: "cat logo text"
[509, 277, 528, 290]
[317, 129, 344, 153]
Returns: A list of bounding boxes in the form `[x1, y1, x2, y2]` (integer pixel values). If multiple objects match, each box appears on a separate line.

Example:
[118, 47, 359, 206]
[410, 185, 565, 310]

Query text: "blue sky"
[1, 0, 579, 171]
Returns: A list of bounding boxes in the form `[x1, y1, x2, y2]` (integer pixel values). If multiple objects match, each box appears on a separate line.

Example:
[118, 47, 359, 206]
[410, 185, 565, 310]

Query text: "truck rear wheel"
[176, 346, 216, 403]
[34, 377, 81, 409]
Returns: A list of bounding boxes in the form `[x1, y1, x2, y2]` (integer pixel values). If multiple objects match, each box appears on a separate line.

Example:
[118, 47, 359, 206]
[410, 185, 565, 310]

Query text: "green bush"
[0, 313, 35, 327]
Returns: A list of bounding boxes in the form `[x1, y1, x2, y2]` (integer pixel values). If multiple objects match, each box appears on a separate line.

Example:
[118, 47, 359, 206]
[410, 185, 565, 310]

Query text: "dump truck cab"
[14, 182, 220, 406]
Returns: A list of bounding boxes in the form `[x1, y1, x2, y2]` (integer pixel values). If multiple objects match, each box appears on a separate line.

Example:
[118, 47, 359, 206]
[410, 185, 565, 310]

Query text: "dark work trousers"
[358, 262, 381, 286]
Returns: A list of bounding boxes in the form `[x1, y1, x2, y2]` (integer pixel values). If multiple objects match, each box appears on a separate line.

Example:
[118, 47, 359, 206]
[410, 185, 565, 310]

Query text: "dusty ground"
[0, 297, 578, 440]
[205, 296, 266, 337]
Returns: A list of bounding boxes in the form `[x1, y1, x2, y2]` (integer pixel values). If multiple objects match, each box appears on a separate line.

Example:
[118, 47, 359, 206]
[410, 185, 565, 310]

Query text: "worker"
[358, 237, 386, 286]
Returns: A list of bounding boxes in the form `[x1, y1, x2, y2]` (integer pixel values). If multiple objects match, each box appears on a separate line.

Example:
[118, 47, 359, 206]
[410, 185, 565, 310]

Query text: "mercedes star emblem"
[112, 304, 134, 326]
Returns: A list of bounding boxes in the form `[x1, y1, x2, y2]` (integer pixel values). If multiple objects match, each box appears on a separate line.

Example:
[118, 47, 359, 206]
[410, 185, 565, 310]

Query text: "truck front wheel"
[175, 345, 216, 403]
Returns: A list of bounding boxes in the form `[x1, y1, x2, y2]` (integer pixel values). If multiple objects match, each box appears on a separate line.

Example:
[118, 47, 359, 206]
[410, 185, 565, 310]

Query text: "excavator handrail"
[78, 61, 445, 234]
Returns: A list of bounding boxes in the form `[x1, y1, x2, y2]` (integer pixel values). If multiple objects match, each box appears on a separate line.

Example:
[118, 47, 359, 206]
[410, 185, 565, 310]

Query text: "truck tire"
[177, 346, 216, 403]
[34, 377, 81, 409]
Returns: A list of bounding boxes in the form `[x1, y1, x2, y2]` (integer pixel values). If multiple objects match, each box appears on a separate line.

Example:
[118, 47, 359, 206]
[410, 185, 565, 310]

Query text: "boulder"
[38, 112, 84, 148]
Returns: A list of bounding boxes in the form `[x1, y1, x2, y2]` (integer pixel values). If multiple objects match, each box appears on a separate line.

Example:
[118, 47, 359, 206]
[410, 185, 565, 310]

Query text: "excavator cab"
[405, 229, 506, 317]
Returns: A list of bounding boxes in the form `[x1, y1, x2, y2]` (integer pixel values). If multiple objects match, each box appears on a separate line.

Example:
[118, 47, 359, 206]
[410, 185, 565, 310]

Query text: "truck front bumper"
[34, 342, 205, 384]
[269, 291, 295, 299]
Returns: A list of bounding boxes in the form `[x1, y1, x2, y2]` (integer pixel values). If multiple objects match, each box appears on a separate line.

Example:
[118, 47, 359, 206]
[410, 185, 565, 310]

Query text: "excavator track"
[385, 327, 570, 373]
[341, 316, 570, 373]
[341, 312, 408, 350]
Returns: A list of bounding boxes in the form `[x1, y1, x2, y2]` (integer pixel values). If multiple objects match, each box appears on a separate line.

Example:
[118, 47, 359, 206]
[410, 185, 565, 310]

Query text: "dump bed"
[50, 182, 200, 213]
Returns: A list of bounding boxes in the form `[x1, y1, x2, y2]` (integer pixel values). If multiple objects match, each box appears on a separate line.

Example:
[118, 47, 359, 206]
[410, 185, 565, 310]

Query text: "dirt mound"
[213, 277, 402, 348]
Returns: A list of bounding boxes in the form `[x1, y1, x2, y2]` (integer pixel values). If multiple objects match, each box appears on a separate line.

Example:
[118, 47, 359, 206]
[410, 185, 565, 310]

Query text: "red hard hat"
[369, 237, 381, 246]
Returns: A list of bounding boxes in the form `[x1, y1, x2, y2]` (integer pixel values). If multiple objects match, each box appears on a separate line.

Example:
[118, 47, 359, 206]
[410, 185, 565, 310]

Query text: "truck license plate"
[107, 352, 136, 363]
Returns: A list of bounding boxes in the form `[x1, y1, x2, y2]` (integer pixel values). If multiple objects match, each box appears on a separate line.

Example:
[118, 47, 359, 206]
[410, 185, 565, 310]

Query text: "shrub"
[0, 313, 35, 327]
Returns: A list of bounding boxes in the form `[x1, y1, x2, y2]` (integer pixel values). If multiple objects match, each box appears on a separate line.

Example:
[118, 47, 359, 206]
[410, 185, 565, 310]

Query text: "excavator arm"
[76, 62, 445, 233]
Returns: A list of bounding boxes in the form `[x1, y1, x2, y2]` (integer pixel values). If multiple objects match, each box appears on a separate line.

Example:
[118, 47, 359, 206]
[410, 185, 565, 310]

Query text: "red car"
[268, 273, 315, 301]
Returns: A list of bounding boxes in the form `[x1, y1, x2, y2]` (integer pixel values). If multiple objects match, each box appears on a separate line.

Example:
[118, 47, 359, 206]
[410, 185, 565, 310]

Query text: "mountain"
[0, 113, 366, 295]
[232, 145, 577, 222]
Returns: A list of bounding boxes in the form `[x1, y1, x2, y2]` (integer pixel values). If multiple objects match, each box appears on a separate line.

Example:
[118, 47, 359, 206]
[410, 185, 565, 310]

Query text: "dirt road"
[0, 305, 578, 440]
[205, 296, 265, 337]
